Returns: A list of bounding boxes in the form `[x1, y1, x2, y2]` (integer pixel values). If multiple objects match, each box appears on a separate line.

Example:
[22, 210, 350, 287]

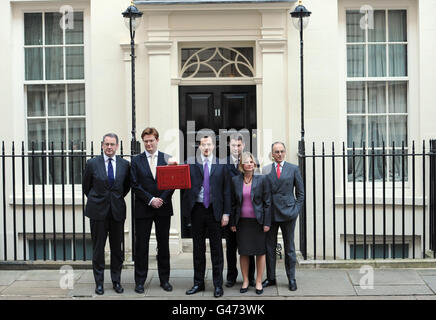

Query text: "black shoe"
[112, 282, 124, 294]
[95, 284, 104, 295]
[262, 279, 276, 287]
[160, 282, 173, 292]
[249, 279, 256, 287]
[186, 284, 205, 295]
[255, 288, 264, 295]
[214, 287, 224, 298]
[240, 286, 248, 293]
[134, 284, 145, 294]
[225, 280, 236, 288]
[289, 279, 297, 291]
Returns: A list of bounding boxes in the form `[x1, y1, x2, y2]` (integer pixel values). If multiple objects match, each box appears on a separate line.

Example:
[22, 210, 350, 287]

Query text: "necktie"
[276, 162, 281, 179]
[108, 158, 115, 186]
[150, 153, 156, 179]
[203, 159, 210, 208]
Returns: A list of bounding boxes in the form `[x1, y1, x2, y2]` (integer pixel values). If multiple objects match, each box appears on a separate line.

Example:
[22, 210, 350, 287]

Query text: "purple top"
[241, 183, 256, 219]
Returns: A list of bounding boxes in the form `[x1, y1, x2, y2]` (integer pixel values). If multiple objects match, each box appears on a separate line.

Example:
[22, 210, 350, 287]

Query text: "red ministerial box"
[156, 164, 191, 190]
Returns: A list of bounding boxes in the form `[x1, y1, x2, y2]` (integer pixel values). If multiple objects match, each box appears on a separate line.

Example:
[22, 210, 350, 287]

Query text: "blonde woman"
[230, 152, 271, 295]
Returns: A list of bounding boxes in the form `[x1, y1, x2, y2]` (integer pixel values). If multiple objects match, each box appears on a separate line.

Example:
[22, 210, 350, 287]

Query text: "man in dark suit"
[82, 133, 131, 295]
[262, 142, 304, 291]
[224, 134, 256, 288]
[182, 135, 231, 298]
[131, 127, 175, 294]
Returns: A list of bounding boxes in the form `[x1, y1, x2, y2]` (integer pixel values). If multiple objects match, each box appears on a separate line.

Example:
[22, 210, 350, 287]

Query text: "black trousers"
[90, 212, 124, 285]
[134, 215, 171, 286]
[191, 203, 224, 288]
[223, 225, 255, 282]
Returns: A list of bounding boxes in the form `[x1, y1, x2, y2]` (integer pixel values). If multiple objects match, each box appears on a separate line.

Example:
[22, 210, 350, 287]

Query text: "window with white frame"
[24, 11, 86, 185]
[346, 9, 408, 182]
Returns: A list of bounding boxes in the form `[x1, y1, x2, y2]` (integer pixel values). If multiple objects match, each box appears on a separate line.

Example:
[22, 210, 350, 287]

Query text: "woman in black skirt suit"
[230, 152, 271, 294]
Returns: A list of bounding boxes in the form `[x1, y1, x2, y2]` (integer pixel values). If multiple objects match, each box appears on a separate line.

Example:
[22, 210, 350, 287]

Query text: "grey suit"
[262, 162, 304, 281]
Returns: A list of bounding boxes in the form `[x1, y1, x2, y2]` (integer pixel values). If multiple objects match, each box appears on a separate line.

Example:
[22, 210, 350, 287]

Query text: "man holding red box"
[130, 127, 175, 293]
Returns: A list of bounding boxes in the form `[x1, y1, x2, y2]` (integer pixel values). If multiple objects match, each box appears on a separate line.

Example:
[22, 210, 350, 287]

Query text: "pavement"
[1, 253, 436, 300]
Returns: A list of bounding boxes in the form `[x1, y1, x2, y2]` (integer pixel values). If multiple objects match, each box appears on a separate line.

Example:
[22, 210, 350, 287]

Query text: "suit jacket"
[182, 157, 231, 222]
[230, 174, 271, 227]
[130, 151, 175, 219]
[262, 162, 304, 222]
[82, 155, 131, 222]
[226, 155, 241, 178]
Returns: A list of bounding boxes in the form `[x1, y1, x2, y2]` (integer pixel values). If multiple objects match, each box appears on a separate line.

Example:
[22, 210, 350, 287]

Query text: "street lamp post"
[291, 0, 311, 143]
[291, 0, 311, 260]
[122, 1, 143, 155]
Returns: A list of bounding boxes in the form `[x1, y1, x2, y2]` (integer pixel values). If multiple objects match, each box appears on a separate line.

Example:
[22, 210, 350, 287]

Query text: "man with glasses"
[261, 142, 304, 291]
[82, 133, 131, 295]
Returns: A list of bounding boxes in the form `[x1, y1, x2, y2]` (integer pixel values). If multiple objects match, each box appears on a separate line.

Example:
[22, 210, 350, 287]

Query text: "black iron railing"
[298, 139, 436, 260]
[0, 140, 132, 262]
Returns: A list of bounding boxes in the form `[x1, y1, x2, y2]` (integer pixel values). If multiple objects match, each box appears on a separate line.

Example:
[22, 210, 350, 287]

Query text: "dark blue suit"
[82, 155, 130, 285]
[182, 157, 231, 288]
[131, 151, 175, 286]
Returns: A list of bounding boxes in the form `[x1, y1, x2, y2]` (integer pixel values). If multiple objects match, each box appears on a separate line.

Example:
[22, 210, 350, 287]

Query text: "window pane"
[69, 151, 85, 185]
[24, 13, 42, 45]
[68, 84, 85, 115]
[66, 47, 84, 79]
[66, 12, 84, 44]
[48, 85, 66, 116]
[389, 44, 407, 77]
[48, 119, 66, 150]
[28, 153, 45, 185]
[347, 45, 365, 77]
[25, 48, 43, 80]
[392, 244, 409, 258]
[368, 150, 385, 182]
[48, 152, 67, 184]
[27, 85, 46, 117]
[368, 10, 386, 42]
[373, 244, 389, 258]
[52, 240, 72, 260]
[68, 119, 86, 150]
[389, 147, 408, 182]
[368, 82, 386, 113]
[347, 116, 365, 148]
[29, 240, 49, 260]
[389, 115, 407, 147]
[347, 82, 365, 114]
[369, 115, 386, 148]
[349, 244, 367, 259]
[389, 81, 407, 113]
[75, 239, 93, 260]
[368, 45, 386, 77]
[45, 47, 64, 80]
[346, 11, 365, 43]
[388, 10, 407, 42]
[27, 119, 46, 151]
[347, 150, 364, 182]
[45, 12, 63, 45]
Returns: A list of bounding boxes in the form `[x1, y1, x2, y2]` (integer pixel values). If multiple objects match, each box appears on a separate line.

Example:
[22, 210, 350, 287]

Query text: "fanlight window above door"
[180, 47, 254, 78]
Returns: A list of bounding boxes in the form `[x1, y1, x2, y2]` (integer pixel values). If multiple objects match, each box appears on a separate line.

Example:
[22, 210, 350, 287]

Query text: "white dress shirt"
[103, 154, 116, 178]
[145, 150, 159, 206]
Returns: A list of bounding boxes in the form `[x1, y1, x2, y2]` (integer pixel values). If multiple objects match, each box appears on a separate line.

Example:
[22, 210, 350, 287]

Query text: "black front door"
[179, 85, 257, 238]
